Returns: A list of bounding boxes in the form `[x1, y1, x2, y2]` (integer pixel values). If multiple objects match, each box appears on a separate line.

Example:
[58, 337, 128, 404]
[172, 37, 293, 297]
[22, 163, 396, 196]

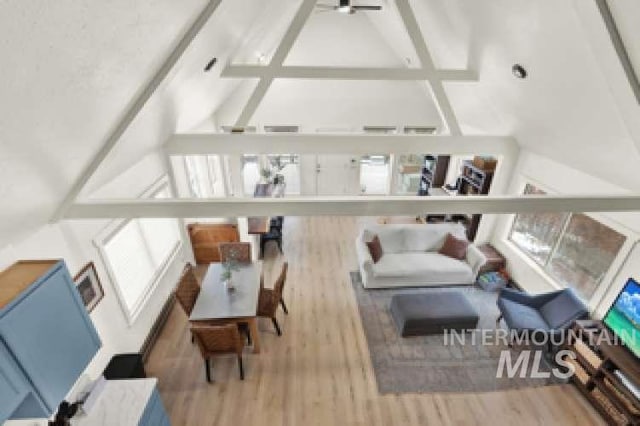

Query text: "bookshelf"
[564, 320, 640, 425]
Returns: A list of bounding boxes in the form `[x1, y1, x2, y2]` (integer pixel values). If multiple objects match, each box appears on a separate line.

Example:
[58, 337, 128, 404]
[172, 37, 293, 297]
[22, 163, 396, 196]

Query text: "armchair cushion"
[498, 297, 549, 331]
[497, 288, 589, 334]
[539, 289, 588, 329]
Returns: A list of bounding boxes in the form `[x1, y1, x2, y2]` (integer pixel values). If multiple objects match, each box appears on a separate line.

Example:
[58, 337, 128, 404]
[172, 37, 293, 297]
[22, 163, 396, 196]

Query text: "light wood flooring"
[146, 216, 605, 426]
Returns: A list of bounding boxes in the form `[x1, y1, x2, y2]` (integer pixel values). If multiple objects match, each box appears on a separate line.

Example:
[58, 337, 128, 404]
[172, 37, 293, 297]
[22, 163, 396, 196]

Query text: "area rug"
[350, 271, 563, 393]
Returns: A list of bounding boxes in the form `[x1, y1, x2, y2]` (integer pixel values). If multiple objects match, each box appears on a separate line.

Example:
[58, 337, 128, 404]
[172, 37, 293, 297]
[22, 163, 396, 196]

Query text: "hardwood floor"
[146, 216, 605, 426]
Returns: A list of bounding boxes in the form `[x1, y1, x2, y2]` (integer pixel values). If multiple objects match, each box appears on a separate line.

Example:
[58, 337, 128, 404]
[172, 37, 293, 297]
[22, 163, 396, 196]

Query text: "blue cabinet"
[0, 260, 102, 422]
[139, 387, 170, 426]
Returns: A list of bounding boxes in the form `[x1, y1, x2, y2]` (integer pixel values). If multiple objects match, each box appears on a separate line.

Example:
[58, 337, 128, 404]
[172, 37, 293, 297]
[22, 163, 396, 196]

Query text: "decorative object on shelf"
[472, 155, 497, 171]
[477, 270, 509, 292]
[73, 262, 104, 313]
[564, 319, 640, 425]
[220, 251, 241, 292]
[260, 167, 273, 184]
[512, 64, 527, 79]
[269, 155, 287, 185]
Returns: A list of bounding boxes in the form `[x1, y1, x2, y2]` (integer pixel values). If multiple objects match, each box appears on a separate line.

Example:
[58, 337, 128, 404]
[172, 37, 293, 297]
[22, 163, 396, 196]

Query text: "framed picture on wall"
[74, 262, 104, 313]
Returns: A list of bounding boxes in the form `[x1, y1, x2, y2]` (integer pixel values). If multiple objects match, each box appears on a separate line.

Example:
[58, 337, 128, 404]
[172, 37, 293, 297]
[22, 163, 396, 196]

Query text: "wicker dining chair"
[175, 263, 200, 317]
[257, 262, 289, 336]
[218, 242, 252, 263]
[190, 324, 246, 382]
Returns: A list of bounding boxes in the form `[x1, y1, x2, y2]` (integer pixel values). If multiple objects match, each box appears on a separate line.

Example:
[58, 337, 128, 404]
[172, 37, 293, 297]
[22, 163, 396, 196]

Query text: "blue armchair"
[497, 288, 589, 338]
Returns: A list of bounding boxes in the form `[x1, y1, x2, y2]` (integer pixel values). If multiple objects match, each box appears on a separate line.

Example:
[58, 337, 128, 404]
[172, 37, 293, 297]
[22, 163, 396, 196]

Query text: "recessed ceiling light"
[204, 57, 217, 72]
[512, 64, 527, 79]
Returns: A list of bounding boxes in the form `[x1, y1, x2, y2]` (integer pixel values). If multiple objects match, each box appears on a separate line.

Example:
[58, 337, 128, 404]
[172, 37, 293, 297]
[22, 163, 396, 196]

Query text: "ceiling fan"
[316, 0, 382, 14]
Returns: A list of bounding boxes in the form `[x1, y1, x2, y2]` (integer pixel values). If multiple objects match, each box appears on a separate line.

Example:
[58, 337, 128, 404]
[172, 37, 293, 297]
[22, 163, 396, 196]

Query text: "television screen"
[604, 278, 640, 358]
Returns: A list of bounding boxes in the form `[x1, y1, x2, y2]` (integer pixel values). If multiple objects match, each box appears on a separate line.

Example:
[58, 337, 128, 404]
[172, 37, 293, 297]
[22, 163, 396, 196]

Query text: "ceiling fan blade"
[315, 3, 338, 9]
[352, 5, 382, 10]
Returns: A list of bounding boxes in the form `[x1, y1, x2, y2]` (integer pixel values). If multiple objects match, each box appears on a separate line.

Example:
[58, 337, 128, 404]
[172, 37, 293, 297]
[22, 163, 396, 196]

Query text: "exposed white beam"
[165, 133, 517, 156]
[395, 0, 462, 136]
[51, 0, 224, 222]
[595, 0, 640, 103]
[65, 195, 640, 219]
[222, 64, 478, 81]
[234, 0, 317, 127]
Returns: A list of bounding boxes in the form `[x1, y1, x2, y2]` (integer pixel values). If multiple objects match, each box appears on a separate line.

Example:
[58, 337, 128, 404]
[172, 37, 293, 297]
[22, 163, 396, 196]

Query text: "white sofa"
[355, 223, 487, 289]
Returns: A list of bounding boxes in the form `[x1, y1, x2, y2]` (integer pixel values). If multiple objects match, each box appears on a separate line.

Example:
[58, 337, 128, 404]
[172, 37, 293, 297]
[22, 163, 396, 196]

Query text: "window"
[242, 155, 261, 195]
[360, 155, 390, 195]
[509, 184, 626, 300]
[97, 182, 182, 323]
[267, 154, 300, 195]
[184, 155, 223, 198]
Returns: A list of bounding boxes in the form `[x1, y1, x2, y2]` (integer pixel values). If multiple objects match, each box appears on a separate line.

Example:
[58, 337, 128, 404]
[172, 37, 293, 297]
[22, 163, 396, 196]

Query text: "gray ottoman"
[389, 292, 479, 337]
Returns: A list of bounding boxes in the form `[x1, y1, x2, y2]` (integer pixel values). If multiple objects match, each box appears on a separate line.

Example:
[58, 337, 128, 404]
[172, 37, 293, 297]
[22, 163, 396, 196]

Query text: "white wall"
[0, 152, 189, 401]
[490, 149, 640, 314]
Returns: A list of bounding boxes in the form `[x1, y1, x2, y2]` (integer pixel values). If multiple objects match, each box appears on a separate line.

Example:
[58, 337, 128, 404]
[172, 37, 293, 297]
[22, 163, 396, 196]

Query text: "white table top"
[71, 378, 157, 426]
[189, 262, 261, 321]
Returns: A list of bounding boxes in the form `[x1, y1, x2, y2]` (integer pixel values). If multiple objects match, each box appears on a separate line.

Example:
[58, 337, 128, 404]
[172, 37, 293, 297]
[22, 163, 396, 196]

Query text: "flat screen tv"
[604, 278, 640, 358]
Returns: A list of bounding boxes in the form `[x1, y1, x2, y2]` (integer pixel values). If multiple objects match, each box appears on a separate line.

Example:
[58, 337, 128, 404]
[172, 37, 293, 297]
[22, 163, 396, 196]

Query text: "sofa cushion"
[403, 223, 468, 252]
[366, 235, 384, 263]
[498, 297, 549, 331]
[372, 252, 473, 283]
[439, 233, 469, 260]
[368, 227, 406, 253]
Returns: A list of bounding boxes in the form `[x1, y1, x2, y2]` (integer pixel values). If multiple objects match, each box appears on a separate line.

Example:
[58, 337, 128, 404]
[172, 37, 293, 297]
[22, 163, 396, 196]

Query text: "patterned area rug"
[350, 272, 563, 393]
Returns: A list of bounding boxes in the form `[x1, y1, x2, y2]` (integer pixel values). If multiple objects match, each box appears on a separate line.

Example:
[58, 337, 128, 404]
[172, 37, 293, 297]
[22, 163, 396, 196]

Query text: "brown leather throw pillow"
[439, 233, 469, 260]
[366, 235, 384, 263]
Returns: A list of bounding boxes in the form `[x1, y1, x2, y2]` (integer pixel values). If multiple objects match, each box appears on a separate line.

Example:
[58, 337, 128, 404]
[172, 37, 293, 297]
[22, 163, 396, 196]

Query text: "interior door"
[315, 155, 359, 196]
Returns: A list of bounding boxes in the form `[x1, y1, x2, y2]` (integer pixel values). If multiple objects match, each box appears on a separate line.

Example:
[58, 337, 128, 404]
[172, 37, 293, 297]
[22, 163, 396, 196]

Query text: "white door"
[315, 155, 359, 195]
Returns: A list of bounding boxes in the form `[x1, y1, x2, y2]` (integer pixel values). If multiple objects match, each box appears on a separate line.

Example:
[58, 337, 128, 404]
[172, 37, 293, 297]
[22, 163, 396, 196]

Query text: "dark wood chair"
[187, 223, 240, 264]
[258, 262, 289, 335]
[218, 242, 252, 263]
[190, 324, 246, 382]
[260, 222, 283, 256]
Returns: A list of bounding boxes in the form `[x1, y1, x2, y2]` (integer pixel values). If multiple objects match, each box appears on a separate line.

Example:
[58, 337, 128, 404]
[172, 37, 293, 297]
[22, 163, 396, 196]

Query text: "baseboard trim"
[141, 292, 176, 361]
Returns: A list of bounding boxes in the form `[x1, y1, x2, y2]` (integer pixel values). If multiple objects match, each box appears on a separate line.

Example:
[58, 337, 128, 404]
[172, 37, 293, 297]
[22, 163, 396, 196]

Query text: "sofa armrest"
[465, 244, 487, 280]
[355, 234, 375, 285]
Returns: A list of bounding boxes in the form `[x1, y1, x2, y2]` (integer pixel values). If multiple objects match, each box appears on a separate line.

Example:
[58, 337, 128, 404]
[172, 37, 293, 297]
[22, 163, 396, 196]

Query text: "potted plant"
[220, 257, 239, 292]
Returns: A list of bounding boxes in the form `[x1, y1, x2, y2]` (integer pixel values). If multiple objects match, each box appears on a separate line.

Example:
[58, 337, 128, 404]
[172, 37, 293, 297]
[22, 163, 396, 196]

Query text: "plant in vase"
[220, 253, 240, 292]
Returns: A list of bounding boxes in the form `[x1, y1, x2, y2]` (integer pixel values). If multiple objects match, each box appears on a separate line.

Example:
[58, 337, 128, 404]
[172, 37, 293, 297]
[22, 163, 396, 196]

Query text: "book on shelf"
[614, 369, 640, 400]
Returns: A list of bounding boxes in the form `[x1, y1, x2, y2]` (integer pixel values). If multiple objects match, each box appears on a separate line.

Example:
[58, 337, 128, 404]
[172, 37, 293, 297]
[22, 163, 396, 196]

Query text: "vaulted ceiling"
[1, 0, 639, 245]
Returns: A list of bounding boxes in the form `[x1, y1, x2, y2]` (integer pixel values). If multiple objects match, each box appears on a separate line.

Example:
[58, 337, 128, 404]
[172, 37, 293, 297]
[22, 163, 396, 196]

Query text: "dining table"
[189, 261, 262, 353]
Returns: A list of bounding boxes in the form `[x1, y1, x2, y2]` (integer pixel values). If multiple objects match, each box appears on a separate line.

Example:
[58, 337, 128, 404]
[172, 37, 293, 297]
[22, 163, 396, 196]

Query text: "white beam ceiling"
[51, 0, 224, 222]
[65, 195, 640, 219]
[228, 0, 468, 135]
[165, 133, 517, 155]
[221, 64, 477, 81]
[394, 0, 462, 136]
[234, 0, 317, 127]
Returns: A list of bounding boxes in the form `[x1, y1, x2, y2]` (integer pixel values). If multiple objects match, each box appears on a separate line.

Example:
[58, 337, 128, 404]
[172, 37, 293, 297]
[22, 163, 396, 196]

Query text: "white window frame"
[506, 179, 635, 307]
[95, 176, 182, 325]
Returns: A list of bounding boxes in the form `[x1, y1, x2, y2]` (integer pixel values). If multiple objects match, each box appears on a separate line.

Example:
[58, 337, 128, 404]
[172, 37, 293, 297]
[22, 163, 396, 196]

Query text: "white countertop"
[71, 378, 157, 426]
